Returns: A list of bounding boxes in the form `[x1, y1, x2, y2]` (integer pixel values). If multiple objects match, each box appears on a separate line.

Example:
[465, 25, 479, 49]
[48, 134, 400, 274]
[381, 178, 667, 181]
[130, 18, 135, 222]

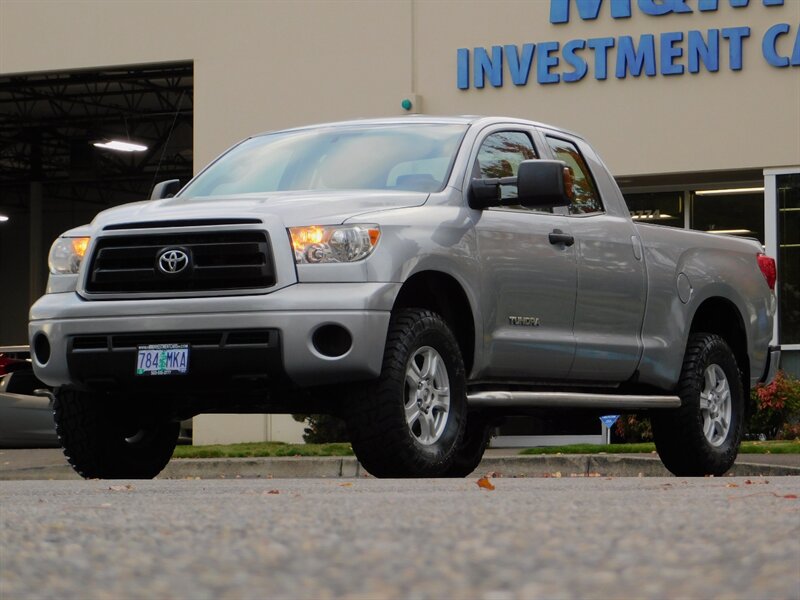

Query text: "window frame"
[766, 167, 800, 349]
[463, 125, 565, 216]
[542, 134, 606, 218]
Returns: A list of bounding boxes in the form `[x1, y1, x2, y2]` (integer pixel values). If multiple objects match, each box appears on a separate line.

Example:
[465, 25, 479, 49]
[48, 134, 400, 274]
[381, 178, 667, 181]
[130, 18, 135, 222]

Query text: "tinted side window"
[545, 137, 603, 215]
[474, 131, 536, 201]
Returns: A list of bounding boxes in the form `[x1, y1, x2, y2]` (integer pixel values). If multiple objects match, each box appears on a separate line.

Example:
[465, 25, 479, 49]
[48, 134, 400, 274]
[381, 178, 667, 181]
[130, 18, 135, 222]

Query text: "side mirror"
[517, 160, 572, 208]
[469, 178, 501, 209]
[150, 179, 181, 200]
[468, 175, 518, 209]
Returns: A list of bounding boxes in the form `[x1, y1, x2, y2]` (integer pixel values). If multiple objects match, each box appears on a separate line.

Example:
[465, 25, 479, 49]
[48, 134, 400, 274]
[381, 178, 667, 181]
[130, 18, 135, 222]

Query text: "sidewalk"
[2, 447, 799, 480]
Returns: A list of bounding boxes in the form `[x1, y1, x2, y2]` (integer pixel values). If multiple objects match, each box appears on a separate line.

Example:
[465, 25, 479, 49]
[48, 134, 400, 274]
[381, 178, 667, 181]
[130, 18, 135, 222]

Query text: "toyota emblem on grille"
[157, 249, 190, 274]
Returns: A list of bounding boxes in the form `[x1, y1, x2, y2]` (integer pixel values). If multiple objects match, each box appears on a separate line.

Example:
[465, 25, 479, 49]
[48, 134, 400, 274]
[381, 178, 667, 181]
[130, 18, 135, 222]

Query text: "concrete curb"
[1, 454, 798, 480]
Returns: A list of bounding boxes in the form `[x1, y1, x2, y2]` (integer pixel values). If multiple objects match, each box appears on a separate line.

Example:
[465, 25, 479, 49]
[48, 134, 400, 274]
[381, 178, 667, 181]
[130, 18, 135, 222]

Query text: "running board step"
[467, 391, 681, 410]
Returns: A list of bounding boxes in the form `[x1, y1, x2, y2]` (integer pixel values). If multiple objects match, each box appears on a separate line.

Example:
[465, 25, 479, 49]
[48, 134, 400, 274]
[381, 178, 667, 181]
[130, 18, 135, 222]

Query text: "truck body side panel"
[635, 223, 774, 390]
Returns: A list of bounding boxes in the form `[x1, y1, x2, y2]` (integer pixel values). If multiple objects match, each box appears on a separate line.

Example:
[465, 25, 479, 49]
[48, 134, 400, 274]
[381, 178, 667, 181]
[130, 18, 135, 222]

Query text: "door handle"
[549, 229, 574, 247]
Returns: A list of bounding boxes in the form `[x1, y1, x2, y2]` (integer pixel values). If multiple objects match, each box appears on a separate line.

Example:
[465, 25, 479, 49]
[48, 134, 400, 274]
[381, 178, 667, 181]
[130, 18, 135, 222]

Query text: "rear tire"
[345, 308, 467, 477]
[54, 389, 179, 479]
[652, 333, 744, 476]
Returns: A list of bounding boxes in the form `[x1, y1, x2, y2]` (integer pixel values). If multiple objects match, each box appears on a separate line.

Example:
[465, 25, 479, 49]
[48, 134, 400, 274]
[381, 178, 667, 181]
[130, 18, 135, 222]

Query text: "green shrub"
[613, 415, 653, 443]
[748, 370, 800, 440]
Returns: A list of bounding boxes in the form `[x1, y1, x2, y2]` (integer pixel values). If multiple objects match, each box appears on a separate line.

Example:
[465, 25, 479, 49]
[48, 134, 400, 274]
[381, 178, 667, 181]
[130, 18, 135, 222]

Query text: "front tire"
[441, 413, 494, 478]
[54, 389, 179, 479]
[652, 333, 744, 476]
[345, 308, 467, 477]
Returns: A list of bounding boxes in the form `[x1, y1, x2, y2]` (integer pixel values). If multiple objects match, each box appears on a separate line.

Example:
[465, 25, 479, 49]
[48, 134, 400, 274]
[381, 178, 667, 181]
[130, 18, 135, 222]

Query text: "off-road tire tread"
[441, 414, 493, 478]
[345, 308, 466, 478]
[652, 333, 744, 476]
[54, 390, 179, 479]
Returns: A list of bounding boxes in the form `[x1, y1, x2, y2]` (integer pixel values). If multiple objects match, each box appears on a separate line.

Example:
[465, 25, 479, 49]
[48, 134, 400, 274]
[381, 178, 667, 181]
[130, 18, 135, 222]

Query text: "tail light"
[757, 253, 776, 290]
[0, 355, 25, 376]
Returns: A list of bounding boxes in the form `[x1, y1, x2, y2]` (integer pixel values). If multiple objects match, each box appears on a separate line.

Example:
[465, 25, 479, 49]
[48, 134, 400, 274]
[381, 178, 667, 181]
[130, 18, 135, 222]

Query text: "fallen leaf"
[338, 482, 353, 487]
[108, 484, 134, 492]
[553, 471, 562, 479]
[476, 476, 495, 490]
[265, 489, 280, 495]
[726, 483, 739, 488]
[728, 491, 797, 501]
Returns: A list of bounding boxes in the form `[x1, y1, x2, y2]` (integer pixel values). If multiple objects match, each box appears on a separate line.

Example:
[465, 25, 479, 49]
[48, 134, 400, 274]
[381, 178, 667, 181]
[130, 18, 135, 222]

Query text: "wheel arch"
[689, 296, 750, 410]
[391, 270, 476, 376]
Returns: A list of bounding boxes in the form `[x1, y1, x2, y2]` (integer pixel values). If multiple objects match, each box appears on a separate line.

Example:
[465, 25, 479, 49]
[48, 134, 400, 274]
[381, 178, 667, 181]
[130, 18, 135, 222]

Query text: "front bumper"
[29, 282, 398, 389]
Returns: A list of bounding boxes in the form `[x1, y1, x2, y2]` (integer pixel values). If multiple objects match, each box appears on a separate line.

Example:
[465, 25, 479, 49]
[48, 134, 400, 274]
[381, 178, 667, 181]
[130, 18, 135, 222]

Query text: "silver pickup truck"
[29, 116, 780, 479]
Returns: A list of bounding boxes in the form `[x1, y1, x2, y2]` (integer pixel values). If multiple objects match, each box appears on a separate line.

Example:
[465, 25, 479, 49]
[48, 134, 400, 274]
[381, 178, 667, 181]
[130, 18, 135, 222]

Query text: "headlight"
[48, 237, 90, 274]
[289, 224, 380, 264]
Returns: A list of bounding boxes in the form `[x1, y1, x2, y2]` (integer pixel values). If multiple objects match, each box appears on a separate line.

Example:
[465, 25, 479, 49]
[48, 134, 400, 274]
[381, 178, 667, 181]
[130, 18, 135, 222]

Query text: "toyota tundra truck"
[28, 116, 780, 479]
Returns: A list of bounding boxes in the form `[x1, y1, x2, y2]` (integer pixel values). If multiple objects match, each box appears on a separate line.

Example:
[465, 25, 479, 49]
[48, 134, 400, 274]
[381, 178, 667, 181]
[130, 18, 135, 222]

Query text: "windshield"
[179, 123, 468, 198]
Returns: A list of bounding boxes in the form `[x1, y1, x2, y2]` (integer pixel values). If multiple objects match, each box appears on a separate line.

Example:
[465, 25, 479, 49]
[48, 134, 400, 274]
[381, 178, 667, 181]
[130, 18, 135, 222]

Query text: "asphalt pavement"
[1, 447, 799, 480]
[2, 477, 798, 599]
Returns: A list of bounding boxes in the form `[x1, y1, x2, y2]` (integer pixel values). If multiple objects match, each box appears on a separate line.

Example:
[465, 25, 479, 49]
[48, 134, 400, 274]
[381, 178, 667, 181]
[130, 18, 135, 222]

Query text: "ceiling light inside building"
[630, 213, 674, 220]
[0, 215, 9, 222]
[695, 187, 764, 196]
[706, 229, 753, 235]
[92, 140, 148, 152]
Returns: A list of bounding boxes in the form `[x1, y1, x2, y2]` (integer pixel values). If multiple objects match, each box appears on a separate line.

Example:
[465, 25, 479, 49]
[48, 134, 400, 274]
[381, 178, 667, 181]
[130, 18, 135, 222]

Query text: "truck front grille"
[84, 230, 275, 294]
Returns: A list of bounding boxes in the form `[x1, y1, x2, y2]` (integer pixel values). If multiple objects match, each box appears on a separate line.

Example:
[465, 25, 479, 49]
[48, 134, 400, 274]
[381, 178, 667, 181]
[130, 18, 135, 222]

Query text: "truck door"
[542, 134, 647, 382]
[470, 128, 578, 380]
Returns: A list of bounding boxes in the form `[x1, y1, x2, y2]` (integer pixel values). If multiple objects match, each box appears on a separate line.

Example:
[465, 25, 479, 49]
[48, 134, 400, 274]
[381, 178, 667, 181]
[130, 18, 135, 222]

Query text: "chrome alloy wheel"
[404, 346, 451, 446]
[699, 364, 732, 447]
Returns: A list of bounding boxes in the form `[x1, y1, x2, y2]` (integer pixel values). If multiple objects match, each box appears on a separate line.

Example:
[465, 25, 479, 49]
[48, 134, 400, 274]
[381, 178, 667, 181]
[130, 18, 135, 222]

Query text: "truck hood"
[89, 190, 429, 229]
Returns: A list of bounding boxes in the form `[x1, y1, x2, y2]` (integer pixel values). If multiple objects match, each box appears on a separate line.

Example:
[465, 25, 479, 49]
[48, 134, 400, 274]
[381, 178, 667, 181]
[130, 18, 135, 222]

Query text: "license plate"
[136, 344, 189, 376]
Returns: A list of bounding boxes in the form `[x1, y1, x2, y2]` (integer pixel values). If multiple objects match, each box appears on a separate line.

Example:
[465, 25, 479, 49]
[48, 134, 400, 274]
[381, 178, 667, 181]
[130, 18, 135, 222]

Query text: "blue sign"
[457, 0, 799, 89]
[600, 415, 621, 428]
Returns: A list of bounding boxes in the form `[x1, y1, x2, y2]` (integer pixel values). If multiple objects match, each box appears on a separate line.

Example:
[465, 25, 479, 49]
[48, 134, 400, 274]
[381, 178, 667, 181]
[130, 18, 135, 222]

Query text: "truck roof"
[254, 116, 585, 141]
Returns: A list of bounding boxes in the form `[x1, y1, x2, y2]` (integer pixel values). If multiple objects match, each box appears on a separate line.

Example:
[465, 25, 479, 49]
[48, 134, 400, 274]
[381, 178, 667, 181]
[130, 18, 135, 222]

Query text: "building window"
[778, 173, 800, 345]
[624, 191, 685, 228]
[691, 189, 765, 244]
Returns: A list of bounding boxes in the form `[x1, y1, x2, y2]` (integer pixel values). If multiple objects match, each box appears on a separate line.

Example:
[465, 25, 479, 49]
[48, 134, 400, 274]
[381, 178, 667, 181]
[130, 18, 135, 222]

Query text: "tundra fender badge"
[509, 316, 541, 327]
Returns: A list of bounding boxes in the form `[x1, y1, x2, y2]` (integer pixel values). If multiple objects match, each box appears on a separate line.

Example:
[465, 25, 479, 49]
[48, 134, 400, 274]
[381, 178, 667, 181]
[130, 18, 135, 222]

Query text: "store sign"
[457, 0, 799, 88]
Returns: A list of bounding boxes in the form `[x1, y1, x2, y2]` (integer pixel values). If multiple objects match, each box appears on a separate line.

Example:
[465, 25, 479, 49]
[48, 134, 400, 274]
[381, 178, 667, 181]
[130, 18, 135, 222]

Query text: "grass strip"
[174, 439, 798, 459]
[519, 440, 800, 455]
[174, 441, 353, 459]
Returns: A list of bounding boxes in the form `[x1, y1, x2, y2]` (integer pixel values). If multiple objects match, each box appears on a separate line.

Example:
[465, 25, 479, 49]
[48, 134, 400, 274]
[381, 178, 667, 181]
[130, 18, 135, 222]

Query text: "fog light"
[312, 325, 352, 358]
[33, 333, 51, 365]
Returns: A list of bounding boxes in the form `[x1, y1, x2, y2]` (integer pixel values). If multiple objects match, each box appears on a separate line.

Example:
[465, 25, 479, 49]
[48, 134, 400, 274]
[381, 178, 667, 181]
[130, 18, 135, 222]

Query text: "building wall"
[416, 0, 800, 175]
[2, 0, 798, 177]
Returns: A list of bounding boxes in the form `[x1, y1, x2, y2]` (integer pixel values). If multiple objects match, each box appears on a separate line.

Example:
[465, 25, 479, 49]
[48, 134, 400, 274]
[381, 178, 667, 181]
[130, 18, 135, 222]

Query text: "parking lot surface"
[2, 477, 799, 599]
